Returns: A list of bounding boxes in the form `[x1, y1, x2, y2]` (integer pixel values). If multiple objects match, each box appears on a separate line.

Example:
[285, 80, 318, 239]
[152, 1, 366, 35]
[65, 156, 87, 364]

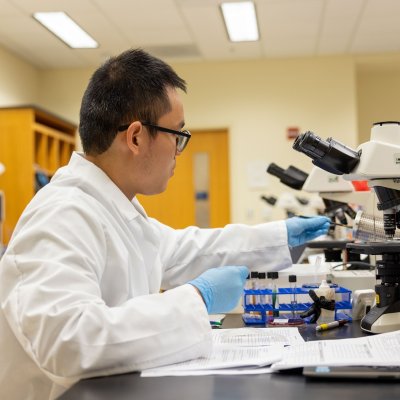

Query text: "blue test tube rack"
[242, 286, 352, 325]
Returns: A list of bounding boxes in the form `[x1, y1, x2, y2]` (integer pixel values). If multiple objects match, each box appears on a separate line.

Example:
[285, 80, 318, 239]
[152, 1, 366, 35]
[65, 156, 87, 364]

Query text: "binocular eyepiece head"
[292, 131, 360, 175]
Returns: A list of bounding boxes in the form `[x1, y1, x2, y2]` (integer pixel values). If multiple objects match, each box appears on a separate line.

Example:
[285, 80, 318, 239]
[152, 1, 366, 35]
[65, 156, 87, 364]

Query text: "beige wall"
[2, 44, 400, 225]
[0, 46, 38, 106]
[357, 68, 400, 144]
[172, 56, 358, 223]
[37, 68, 92, 128]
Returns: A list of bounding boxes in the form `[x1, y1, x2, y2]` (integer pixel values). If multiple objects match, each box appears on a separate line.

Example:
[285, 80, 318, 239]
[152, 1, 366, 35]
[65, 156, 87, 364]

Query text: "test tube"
[258, 272, 267, 305]
[313, 255, 322, 285]
[270, 271, 279, 317]
[244, 274, 252, 306]
[250, 271, 259, 306]
[266, 272, 273, 320]
[289, 274, 297, 318]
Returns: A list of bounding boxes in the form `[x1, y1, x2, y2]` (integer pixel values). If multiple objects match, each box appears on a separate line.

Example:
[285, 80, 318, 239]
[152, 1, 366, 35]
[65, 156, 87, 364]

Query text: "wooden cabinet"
[0, 106, 77, 244]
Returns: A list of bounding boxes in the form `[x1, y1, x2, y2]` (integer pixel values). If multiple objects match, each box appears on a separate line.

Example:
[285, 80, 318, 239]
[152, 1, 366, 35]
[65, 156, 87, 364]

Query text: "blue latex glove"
[189, 266, 249, 314]
[285, 216, 331, 247]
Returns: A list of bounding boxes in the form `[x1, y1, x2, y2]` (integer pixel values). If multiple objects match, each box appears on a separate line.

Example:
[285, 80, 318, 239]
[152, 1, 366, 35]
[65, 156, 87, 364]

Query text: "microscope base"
[361, 301, 400, 334]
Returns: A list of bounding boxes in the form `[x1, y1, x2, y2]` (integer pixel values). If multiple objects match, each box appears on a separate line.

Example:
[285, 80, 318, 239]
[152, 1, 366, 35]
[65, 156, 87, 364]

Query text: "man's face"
[141, 87, 186, 195]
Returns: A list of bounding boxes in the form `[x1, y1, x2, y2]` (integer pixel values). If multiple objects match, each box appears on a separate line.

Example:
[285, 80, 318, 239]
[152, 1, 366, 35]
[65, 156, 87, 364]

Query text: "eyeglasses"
[118, 122, 191, 153]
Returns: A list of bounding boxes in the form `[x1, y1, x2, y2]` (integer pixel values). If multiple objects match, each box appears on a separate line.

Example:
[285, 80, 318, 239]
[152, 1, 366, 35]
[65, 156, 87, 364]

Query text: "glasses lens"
[177, 136, 186, 152]
[177, 131, 191, 152]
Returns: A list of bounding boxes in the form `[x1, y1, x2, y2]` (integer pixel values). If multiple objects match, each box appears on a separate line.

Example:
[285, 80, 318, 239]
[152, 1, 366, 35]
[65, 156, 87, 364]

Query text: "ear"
[126, 121, 144, 154]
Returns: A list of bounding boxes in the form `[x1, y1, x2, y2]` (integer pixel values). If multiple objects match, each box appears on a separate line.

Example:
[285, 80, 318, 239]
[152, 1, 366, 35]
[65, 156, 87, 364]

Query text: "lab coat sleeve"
[153, 219, 292, 289]
[0, 202, 212, 387]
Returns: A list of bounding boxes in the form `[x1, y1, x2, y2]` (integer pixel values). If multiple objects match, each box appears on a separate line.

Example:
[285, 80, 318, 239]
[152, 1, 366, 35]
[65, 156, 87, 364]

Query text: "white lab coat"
[0, 152, 292, 400]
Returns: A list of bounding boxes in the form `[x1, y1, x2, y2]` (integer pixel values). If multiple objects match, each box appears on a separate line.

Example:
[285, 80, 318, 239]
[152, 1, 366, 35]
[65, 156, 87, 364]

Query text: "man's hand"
[285, 216, 330, 247]
[189, 266, 249, 314]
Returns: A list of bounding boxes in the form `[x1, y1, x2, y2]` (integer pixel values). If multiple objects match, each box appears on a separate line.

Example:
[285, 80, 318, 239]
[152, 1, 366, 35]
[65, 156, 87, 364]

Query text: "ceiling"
[0, 0, 400, 69]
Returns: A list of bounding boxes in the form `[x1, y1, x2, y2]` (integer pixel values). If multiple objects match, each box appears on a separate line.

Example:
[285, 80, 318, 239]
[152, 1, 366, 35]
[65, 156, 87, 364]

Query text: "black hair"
[79, 48, 187, 155]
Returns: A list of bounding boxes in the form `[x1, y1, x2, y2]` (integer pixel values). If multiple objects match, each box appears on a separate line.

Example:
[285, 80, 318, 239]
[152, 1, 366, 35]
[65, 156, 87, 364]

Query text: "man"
[0, 49, 330, 399]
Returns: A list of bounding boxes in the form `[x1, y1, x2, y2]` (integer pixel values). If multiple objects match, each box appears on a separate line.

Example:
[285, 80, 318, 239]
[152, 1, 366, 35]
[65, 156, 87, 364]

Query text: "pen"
[316, 319, 349, 332]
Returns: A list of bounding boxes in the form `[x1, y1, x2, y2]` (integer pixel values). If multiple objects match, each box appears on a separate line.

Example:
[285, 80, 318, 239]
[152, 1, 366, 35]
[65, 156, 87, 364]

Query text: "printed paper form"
[271, 329, 400, 371]
[212, 327, 305, 347]
[142, 345, 284, 374]
[141, 327, 304, 377]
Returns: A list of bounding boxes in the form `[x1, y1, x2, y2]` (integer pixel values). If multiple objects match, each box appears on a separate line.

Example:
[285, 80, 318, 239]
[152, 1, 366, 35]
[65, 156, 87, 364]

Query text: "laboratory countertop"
[59, 315, 400, 400]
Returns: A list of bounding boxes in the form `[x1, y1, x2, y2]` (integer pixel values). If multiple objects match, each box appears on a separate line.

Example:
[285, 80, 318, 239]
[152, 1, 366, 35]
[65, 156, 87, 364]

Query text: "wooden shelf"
[0, 107, 77, 244]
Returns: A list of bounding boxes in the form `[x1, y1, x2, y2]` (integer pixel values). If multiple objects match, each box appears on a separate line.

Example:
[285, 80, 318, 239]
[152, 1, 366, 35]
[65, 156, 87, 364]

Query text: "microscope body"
[344, 122, 400, 240]
[347, 241, 400, 333]
[293, 121, 400, 333]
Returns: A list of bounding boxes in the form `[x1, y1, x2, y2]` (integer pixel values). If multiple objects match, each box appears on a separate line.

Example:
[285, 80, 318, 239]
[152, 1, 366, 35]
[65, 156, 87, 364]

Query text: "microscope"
[266, 162, 372, 228]
[293, 121, 400, 333]
[267, 162, 376, 264]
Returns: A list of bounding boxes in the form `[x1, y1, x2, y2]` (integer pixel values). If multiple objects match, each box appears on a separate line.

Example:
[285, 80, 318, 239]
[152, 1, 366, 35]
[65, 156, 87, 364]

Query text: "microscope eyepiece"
[292, 132, 330, 158]
[292, 131, 361, 175]
[261, 195, 277, 205]
[266, 163, 308, 190]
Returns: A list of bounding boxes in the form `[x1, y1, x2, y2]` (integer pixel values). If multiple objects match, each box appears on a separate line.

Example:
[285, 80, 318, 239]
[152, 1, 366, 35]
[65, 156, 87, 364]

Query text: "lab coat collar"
[68, 152, 148, 221]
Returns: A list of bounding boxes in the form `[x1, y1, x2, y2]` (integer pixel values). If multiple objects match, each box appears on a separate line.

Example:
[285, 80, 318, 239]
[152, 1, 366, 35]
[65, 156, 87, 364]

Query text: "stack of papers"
[141, 327, 400, 377]
[271, 329, 400, 371]
[141, 327, 304, 377]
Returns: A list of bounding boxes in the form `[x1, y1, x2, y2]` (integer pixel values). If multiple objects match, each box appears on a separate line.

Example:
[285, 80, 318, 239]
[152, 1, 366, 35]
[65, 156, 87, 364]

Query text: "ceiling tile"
[0, 0, 399, 68]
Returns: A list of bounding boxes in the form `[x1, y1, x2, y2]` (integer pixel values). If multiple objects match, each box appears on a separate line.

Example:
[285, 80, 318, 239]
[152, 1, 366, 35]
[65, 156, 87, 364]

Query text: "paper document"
[271, 329, 400, 371]
[212, 327, 305, 347]
[141, 327, 303, 377]
[142, 345, 284, 373]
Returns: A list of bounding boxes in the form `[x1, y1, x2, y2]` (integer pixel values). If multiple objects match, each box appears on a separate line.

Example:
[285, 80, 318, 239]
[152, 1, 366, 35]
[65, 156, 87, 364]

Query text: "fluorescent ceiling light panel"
[221, 1, 259, 42]
[33, 12, 98, 49]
